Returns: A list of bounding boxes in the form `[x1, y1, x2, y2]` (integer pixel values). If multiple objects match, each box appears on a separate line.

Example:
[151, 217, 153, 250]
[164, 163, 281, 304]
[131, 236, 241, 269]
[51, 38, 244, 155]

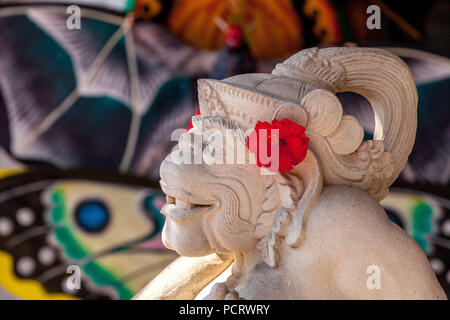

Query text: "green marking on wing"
[48, 189, 132, 299]
[50, 189, 66, 223]
[49, 189, 89, 259]
[83, 262, 133, 300]
[54, 226, 88, 260]
[411, 200, 433, 252]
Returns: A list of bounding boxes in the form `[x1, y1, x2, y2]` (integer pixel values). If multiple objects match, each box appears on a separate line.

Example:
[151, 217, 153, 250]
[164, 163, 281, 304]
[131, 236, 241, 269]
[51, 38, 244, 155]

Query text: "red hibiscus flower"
[247, 118, 309, 172]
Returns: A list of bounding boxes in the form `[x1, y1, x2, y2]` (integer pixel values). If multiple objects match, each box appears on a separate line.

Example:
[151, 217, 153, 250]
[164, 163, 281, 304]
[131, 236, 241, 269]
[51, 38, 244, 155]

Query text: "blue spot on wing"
[75, 201, 110, 233]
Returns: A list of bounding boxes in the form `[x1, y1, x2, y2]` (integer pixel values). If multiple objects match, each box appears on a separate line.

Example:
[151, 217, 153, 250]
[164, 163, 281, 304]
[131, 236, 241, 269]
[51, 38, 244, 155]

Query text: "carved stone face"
[159, 119, 264, 257]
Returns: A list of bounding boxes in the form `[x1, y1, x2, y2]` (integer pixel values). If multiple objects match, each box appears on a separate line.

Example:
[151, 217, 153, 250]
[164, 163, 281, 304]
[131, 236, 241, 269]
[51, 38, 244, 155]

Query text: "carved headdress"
[197, 47, 417, 253]
[198, 47, 417, 199]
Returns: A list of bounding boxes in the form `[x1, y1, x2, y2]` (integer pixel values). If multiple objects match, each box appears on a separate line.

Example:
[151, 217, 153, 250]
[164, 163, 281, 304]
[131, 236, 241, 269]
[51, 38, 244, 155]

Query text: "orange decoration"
[168, 0, 303, 60]
[303, 0, 343, 44]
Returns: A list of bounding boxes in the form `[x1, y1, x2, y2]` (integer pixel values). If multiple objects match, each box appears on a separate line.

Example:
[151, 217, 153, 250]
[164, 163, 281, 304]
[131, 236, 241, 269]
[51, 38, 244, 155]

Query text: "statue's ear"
[285, 150, 323, 247]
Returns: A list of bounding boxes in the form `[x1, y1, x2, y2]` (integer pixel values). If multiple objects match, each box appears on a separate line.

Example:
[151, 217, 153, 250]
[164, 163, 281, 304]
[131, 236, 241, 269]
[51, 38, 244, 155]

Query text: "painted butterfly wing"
[0, 170, 176, 300]
[0, 5, 216, 175]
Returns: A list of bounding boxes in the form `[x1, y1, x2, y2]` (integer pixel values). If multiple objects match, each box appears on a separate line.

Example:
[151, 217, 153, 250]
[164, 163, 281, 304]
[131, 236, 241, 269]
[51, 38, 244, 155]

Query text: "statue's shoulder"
[310, 185, 387, 224]
[304, 185, 428, 273]
[305, 185, 396, 249]
[303, 186, 446, 300]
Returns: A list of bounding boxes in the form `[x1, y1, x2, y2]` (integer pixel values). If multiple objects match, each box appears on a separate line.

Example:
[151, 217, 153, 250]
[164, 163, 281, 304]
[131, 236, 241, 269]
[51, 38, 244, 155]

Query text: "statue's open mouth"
[160, 181, 217, 221]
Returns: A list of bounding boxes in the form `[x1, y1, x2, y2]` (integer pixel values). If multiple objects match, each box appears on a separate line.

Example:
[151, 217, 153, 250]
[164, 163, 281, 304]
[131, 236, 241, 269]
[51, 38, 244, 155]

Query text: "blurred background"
[0, 0, 448, 300]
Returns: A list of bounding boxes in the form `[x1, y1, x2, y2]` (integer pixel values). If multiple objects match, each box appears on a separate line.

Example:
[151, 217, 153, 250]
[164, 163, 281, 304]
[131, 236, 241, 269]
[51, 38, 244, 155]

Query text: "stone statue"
[135, 47, 446, 300]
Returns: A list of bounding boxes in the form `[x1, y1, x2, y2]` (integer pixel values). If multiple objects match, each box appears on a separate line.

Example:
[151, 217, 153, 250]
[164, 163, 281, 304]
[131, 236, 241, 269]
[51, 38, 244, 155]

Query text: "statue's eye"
[75, 200, 110, 233]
